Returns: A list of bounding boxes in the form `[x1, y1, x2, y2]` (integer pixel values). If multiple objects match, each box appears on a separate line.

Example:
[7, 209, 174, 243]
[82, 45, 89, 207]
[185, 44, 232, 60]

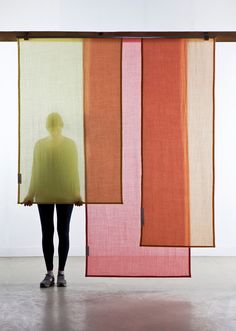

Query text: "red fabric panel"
[86, 39, 190, 277]
[140, 39, 190, 247]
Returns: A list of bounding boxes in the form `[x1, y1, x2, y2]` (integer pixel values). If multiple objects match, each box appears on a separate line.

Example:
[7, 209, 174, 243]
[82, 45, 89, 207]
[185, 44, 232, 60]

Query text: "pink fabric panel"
[86, 38, 190, 277]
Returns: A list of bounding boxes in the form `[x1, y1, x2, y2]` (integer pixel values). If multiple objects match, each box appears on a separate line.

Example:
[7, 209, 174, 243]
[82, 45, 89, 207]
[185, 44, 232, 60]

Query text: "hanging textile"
[86, 39, 191, 277]
[83, 39, 122, 204]
[18, 38, 122, 204]
[140, 38, 215, 247]
[18, 36, 215, 276]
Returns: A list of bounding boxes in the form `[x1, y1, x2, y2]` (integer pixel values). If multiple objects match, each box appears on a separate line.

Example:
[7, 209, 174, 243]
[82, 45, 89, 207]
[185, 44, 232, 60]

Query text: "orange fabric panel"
[140, 39, 190, 246]
[83, 39, 122, 203]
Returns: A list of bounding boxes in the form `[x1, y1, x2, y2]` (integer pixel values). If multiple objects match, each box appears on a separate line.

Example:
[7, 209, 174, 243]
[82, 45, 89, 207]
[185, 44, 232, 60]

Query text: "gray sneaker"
[40, 273, 55, 288]
[57, 273, 67, 287]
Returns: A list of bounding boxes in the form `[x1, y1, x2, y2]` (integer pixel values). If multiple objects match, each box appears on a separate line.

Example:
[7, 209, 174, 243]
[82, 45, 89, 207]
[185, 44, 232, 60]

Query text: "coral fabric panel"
[140, 39, 190, 247]
[140, 38, 215, 247]
[86, 39, 191, 277]
[83, 39, 122, 204]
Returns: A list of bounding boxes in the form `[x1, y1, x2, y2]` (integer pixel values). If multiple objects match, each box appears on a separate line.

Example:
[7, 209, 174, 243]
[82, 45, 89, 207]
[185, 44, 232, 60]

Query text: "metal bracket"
[141, 207, 144, 226]
[24, 32, 29, 40]
[204, 32, 209, 40]
[18, 173, 22, 184]
[86, 246, 89, 256]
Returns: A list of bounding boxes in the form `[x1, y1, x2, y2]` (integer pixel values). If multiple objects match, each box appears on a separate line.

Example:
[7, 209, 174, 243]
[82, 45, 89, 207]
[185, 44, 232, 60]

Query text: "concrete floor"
[0, 257, 236, 331]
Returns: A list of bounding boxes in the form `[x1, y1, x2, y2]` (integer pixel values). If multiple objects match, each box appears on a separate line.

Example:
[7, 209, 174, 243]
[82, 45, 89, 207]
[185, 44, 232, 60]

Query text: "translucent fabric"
[18, 38, 122, 204]
[86, 39, 191, 277]
[187, 40, 215, 246]
[83, 39, 122, 204]
[140, 38, 215, 247]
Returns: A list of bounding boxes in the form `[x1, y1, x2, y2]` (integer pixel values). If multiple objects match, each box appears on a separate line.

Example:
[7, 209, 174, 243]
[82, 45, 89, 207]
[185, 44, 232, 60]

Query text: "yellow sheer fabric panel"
[18, 39, 85, 204]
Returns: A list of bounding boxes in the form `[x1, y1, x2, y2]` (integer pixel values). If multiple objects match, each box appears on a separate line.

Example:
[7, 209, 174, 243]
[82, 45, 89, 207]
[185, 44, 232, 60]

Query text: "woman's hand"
[23, 196, 33, 206]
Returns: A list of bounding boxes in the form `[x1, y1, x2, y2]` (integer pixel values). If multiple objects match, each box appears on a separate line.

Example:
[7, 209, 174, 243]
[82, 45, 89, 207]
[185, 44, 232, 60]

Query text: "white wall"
[0, 0, 236, 256]
[1, 0, 236, 31]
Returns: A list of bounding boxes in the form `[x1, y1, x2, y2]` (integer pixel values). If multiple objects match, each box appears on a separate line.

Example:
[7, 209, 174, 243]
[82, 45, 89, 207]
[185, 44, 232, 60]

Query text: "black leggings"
[37, 204, 74, 271]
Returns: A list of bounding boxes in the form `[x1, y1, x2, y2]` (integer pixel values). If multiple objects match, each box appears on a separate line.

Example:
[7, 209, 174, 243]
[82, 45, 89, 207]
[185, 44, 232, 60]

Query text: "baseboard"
[0, 246, 85, 257]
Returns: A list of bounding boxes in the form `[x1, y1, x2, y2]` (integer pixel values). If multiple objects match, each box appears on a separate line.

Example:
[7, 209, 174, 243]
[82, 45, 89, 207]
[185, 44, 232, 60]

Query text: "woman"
[24, 112, 83, 288]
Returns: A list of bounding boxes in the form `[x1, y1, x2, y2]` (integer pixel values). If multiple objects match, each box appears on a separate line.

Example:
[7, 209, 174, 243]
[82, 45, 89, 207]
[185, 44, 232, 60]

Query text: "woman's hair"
[46, 112, 64, 130]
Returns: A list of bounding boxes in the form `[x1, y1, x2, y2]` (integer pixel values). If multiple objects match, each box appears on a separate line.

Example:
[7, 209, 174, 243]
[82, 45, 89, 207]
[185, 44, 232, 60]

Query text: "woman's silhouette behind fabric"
[23, 112, 83, 287]
[24, 112, 82, 205]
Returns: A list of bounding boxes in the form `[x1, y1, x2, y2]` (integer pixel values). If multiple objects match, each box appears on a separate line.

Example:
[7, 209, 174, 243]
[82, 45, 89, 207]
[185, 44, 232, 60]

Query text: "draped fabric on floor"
[18, 37, 215, 277]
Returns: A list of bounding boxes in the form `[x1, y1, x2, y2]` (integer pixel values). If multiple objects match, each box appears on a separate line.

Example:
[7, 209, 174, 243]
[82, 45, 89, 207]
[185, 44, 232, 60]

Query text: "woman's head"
[46, 112, 64, 135]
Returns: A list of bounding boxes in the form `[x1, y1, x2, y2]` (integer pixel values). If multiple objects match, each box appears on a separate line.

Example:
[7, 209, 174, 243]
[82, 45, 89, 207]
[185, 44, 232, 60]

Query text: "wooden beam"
[0, 31, 236, 42]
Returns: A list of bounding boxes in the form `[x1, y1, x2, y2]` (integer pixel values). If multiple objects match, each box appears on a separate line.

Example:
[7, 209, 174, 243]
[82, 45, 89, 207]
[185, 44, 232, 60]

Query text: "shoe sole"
[40, 282, 55, 288]
[57, 283, 67, 287]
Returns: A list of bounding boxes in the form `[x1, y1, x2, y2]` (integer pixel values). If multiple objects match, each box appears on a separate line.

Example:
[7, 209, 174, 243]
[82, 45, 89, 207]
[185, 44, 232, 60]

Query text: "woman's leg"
[37, 204, 55, 272]
[56, 204, 74, 272]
